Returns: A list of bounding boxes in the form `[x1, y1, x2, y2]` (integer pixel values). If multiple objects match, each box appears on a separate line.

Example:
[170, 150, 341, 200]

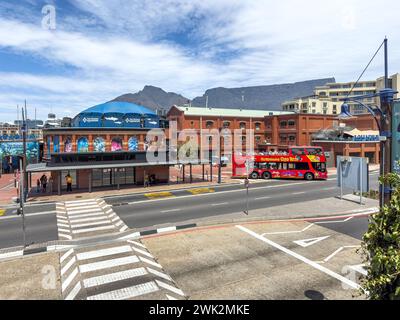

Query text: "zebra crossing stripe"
[68, 209, 104, 216]
[59, 234, 72, 240]
[139, 256, 162, 269]
[147, 267, 172, 281]
[65, 281, 82, 300]
[72, 225, 115, 234]
[83, 267, 148, 288]
[70, 220, 112, 229]
[68, 216, 108, 224]
[57, 223, 69, 228]
[58, 228, 70, 234]
[87, 281, 159, 300]
[61, 256, 76, 276]
[60, 249, 74, 263]
[131, 247, 154, 258]
[119, 225, 128, 232]
[68, 212, 106, 219]
[156, 280, 185, 296]
[62, 267, 79, 292]
[166, 294, 177, 300]
[79, 255, 140, 273]
[127, 240, 146, 248]
[76, 245, 132, 261]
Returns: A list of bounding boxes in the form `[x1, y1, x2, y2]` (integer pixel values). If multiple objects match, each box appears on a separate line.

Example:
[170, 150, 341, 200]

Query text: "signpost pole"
[360, 159, 363, 205]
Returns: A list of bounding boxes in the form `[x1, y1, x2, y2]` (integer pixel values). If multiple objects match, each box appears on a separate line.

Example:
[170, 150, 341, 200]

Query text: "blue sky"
[1, 0, 400, 122]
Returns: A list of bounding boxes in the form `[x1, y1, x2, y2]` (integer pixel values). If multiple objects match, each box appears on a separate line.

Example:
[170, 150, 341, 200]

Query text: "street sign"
[392, 101, 400, 173]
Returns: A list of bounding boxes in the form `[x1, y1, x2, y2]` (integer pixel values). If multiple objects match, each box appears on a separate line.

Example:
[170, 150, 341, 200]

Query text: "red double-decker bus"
[232, 146, 328, 181]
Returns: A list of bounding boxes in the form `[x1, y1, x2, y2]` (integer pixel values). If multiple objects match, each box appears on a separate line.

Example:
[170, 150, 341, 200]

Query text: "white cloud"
[1, 0, 400, 122]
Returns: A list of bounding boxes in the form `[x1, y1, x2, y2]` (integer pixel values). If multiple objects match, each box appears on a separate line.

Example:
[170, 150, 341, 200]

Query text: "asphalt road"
[0, 172, 379, 249]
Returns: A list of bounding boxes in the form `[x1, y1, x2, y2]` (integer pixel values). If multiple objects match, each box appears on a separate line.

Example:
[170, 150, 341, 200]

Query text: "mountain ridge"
[112, 78, 335, 113]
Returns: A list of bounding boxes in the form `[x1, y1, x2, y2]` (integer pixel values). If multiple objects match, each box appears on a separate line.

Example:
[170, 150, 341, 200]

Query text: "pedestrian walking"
[36, 179, 40, 193]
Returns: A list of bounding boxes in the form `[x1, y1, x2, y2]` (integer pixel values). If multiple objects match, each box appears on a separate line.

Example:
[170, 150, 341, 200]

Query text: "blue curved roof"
[81, 101, 156, 115]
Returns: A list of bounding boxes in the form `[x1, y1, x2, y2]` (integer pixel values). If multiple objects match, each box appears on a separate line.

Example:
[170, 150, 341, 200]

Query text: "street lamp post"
[338, 40, 396, 207]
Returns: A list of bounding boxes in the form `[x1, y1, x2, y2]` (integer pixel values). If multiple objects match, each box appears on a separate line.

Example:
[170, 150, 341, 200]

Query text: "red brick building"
[167, 105, 380, 166]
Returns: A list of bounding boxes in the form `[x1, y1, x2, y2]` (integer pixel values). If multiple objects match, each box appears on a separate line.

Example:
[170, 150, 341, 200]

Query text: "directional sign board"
[337, 156, 369, 193]
[392, 101, 400, 174]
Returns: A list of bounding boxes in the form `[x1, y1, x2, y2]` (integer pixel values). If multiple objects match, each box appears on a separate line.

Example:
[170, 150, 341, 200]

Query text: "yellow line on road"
[187, 188, 215, 195]
[0, 209, 5, 216]
[144, 192, 175, 200]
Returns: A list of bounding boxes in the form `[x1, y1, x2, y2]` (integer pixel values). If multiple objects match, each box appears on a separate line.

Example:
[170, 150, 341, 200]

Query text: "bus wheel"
[250, 172, 259, 179]
[304, 173, 314, 181]
[262, 172, 271, 179]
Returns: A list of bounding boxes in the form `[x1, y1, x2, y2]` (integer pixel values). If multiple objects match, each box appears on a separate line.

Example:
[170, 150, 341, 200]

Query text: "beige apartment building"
[282, 73, 400, 115]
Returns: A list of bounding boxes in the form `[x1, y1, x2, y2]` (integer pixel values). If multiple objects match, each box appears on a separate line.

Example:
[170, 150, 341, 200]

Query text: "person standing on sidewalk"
[65, 173, 73, 192]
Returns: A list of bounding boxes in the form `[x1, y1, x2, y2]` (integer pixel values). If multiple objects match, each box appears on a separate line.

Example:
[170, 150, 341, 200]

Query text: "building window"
[223, 121, 230, 128]
[255, 122, 261, 131]
[288, 120, 295, 127]
[206, 121, 214, 129]
[255, 136, 261, 142]
[280, 121, 287, 127]
[190, 121, 194, 129]
[280, 135, 287, 142]
[239, 122, 246, 129]
[288, 135, 296, 142]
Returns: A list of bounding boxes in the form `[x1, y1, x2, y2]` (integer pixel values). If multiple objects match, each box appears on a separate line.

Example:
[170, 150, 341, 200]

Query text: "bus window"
[312, 162, 326, 172]
[307, 148, 323, 155]
[254, 162, 267, 169]
[291, 148, 306, 155]
[288, 163, 296, 169]
[278, 163, 288, 170]
[267, 162, 278, 170]
[295, 162, 310, 170]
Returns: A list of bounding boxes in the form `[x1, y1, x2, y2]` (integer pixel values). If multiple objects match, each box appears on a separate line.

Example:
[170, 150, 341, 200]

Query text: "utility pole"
[380, 37, 394, 207]
[22, 101, 28, 201]
[18, 156, 27, 248]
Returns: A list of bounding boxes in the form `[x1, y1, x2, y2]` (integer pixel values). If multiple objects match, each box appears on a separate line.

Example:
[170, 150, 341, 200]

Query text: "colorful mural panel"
[77, 137, 89, 152]
[128, 136, 138, 151]
[111, 137, 123, 152]
[93, 137, 105, 152]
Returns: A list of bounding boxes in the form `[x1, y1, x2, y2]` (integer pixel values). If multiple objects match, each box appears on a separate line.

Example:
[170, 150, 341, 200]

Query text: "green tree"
[361, 171, 400, 299]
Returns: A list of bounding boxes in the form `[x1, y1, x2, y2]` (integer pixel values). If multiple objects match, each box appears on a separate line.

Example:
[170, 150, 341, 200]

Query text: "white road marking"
[156, 280, 185, 296]
[262, 223, 313, 236]
[60, 249, 74, 263]
[147, 267, 172, 281]
[322, 246, 360, 263]
[139, 256, 163, 269]
[72, 225, 115, 234]
[68, 216, 108, 224]
[79, 255, 139, 273]
[77, 245, 132, 261]
[292, 192, 306, 195]
[83, 267, 148, 288]
[119, 225, 128, 232]
[61, 256, 76, 276]
[62, 267, 79, 292]
[166, 294, 177, 300]
[211, 202, 228, 206]
[87, 281, 159, 300]
[127, 240, 147, 248]
[161, 209, 181, 213]
[70, 220, 111, 229]
[293, 236, 330, 248]
[254, 196, 271, 200]
[131, 247, 154, 258]
[65, 281, 81, 300]
[236, 225, 361, 290]
[67, 209, 104, 216]
[68, 212, 106, 219]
